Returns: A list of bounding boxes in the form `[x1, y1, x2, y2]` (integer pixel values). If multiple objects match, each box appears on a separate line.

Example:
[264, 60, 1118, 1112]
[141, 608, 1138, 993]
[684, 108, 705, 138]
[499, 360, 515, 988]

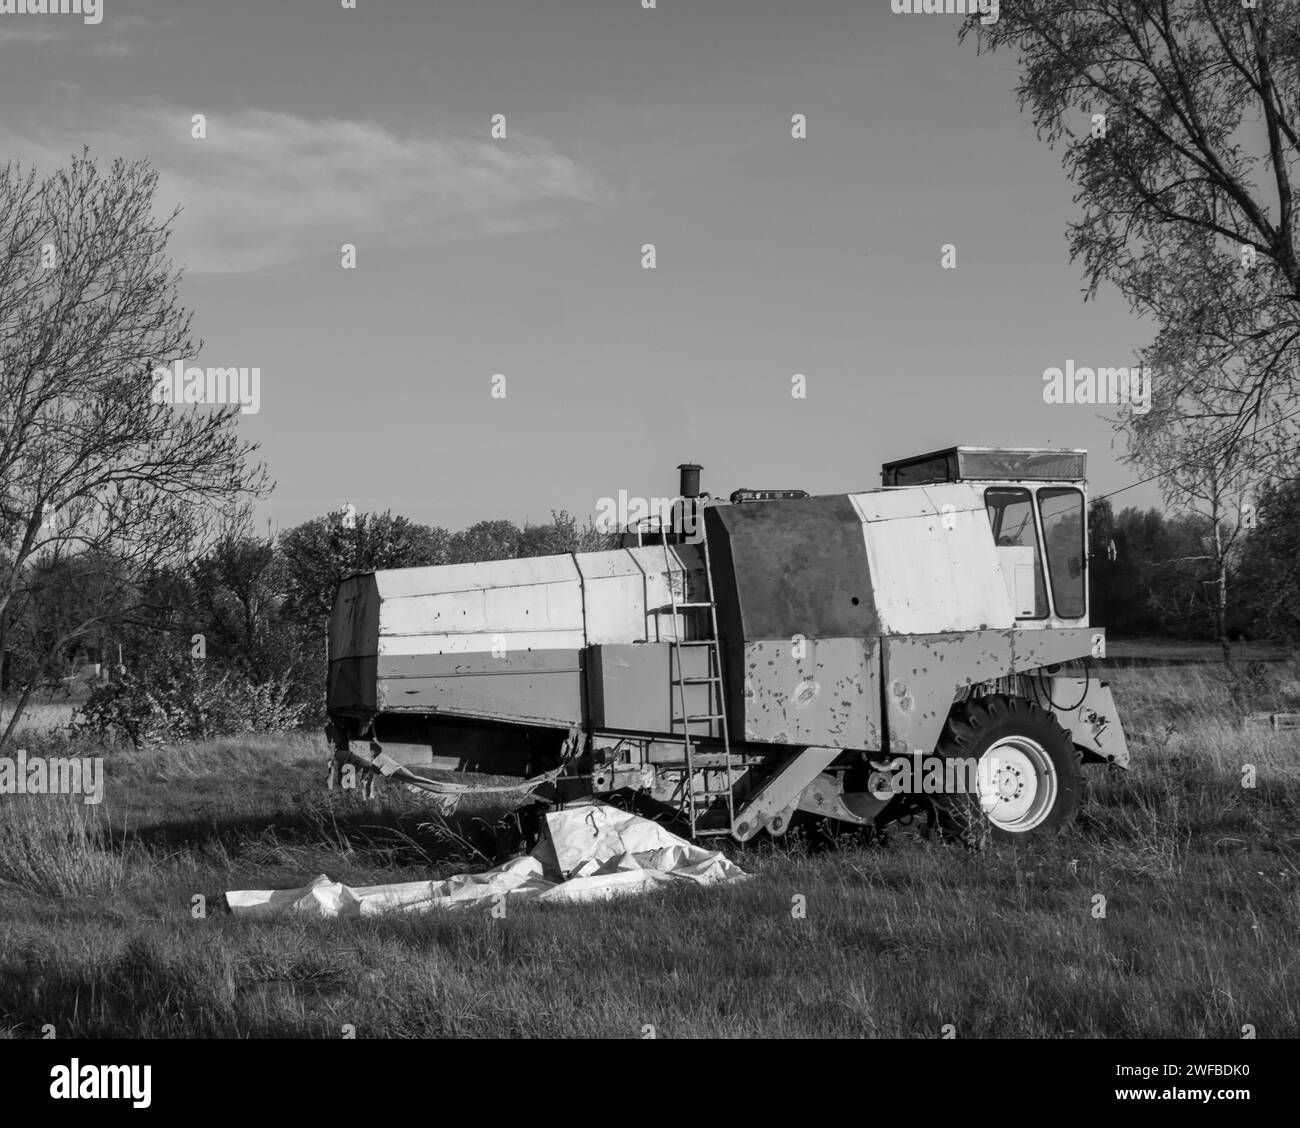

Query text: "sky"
[0, 0, 1164, 536]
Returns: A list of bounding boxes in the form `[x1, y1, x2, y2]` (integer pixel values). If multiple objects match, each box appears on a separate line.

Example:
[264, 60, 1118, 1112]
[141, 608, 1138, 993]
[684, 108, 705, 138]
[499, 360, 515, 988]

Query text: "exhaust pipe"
[673, 464, 704, 544]
[678, 463, 702, 499]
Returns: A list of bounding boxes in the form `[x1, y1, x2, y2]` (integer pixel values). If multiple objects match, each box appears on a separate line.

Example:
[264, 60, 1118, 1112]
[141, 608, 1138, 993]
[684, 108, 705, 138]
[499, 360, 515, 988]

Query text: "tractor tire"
[933, 694, 1081, 845]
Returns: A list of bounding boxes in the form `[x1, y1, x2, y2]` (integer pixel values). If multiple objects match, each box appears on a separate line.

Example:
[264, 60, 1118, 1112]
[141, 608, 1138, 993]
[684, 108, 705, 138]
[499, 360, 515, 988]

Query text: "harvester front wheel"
[934, 694, 1081, 844]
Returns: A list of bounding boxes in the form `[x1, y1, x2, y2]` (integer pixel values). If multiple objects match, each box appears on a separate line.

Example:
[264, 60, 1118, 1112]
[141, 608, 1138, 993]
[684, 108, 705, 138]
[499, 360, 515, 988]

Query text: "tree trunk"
[0, 679, 36, 755]
[1214, 520, 1232, 672]
[1216, 558, 1227, 665]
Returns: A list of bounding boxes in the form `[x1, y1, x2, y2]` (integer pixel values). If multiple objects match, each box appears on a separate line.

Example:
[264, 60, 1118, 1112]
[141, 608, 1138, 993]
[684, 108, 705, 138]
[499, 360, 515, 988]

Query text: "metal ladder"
[658, 514, 735, 838]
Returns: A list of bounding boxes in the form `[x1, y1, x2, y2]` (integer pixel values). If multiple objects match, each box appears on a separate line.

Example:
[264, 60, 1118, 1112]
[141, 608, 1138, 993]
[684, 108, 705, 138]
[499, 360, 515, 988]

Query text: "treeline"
[1, 509, 614, 745]
[6, 486, 1299, 746]
[1089, 480, 1300, 646]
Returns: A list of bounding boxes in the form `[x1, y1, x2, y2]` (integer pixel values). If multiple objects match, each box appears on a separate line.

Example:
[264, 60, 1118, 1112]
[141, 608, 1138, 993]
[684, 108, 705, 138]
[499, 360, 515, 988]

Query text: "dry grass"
[2, 699, 77, 739]
[0, 794, 137, 897]
[0, 664, 1297, 1038]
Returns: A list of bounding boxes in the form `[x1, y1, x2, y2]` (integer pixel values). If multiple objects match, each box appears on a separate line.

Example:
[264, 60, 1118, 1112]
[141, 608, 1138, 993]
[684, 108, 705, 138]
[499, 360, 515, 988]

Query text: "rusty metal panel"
[327, 575, 381, 715]
[376, 648, 582, 727]
[329, 574, 380, 659]
[378, 629, 583, 656]
[881, 628, 1103, 757]
[327, 654, 377, 715]
[1048, 677, 1130, 767]
[741, 637, 880, 750]
[731, 746, 842, 840]
[851, 485, 1016, 636]
[707, 497, 878, 641]
[586, 643, 715, 736]
[1008, 626, 1102, 669]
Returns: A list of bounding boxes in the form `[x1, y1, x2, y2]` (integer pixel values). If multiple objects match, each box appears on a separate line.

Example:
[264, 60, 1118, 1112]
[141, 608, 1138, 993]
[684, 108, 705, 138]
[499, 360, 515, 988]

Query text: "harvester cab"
[326, 446, 1129, 847]
[880, 446, 1090, 627]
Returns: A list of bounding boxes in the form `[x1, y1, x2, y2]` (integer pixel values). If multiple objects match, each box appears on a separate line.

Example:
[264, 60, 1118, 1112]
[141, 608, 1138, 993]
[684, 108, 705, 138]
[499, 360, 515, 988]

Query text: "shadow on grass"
[99, 793, 537, 873]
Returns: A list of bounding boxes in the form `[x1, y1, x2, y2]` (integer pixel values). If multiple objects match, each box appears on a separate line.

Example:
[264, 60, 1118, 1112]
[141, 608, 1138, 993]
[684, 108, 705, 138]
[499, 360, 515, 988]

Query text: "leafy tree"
[1088, 500, 1251, 640]
[1237, 478, 1300, 648]
[517, 510, 617, 558]
[965, 2, 1300, 477]
[188, 532, 285, 681]
[1, 550, 132, 695]
[278, 509, 450, 625]
[448, 519, 522, 565]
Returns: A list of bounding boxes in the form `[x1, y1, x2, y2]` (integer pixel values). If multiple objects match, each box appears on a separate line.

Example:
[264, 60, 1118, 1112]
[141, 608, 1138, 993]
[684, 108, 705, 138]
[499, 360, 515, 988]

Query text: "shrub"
[73, 649, 307, 748]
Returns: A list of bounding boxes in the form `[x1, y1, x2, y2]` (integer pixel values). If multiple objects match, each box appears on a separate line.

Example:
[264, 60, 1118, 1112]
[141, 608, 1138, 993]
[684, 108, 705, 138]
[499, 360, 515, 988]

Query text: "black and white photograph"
[0, 0, 1294, 1103]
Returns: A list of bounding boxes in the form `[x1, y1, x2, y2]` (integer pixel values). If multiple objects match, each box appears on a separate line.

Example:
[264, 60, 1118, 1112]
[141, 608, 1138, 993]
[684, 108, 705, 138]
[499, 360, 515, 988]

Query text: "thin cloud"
[0, 14, 204, 57]
[0, 25, 67, 46]
[5, 107, 610, 275]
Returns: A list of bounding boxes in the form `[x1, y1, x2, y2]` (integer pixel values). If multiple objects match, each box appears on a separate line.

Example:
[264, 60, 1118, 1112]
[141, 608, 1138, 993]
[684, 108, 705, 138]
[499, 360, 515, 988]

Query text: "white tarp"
[225, 804, 748, 919]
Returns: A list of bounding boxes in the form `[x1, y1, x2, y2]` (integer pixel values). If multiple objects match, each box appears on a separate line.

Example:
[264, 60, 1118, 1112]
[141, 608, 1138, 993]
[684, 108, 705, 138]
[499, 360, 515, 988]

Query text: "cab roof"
[880, 446, 1087, 487]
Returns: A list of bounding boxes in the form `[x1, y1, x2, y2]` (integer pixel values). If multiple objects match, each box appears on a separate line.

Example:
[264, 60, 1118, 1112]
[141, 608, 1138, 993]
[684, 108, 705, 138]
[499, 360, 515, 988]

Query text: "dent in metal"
[882, 627, 1105, 759]
[742, 637, 881, 750]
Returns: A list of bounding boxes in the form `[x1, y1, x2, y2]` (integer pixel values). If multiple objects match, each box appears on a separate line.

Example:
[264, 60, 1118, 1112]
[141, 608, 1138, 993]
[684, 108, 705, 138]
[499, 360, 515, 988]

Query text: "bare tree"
[0, 152, 268, 750]
[964, 1, 1300, 473]
[1134, 419, 1254, 672]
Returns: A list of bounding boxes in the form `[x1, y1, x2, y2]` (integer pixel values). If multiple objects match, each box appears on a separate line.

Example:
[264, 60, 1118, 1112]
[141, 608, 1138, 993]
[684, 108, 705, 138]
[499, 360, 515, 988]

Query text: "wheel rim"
[976, 736, 1057, 832]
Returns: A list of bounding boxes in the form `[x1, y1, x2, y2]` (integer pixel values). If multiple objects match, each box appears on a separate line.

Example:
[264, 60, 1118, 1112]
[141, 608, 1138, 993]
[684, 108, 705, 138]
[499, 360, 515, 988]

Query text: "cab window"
[985, 488, 1048, 618]
[1039, 488, 1086, 618]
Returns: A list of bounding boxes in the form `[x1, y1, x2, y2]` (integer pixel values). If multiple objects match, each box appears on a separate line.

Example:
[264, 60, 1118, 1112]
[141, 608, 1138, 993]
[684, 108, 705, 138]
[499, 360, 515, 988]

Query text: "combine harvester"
[325, 448, 1129, 843]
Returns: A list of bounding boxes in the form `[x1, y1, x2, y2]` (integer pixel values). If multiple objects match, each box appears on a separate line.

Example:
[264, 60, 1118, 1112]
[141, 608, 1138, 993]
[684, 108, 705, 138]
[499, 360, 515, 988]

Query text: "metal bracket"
[731, 746, 841, 840]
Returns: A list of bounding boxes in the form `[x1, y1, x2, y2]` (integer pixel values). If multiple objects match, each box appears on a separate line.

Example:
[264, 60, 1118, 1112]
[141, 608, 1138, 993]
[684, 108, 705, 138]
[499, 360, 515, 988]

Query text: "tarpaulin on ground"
[224, 803, 748, 918]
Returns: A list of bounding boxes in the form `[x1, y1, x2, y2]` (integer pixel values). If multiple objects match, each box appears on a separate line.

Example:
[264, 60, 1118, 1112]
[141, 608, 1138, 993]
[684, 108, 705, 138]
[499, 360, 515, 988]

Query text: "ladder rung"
[676, 675, 721, 684]
[676, 712, 724, 722]
[674, 640, 719, 647]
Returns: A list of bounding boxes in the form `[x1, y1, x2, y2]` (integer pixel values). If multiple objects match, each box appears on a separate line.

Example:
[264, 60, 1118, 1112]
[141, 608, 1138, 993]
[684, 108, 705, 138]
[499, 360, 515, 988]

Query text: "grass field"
[1, 665, 1298, 1039]
[1105, 638, 1291, 664]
